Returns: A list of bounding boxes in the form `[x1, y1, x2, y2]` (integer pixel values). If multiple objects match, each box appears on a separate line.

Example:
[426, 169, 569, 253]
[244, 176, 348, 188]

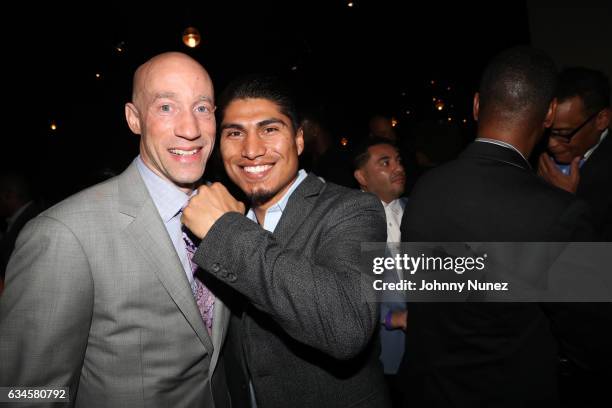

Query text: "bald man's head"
[124, 52, 216, 193]
[131, 52, 212, 108]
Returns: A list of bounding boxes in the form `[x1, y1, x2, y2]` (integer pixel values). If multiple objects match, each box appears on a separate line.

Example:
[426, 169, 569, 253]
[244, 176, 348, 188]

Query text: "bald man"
[0, 52, 231, 407]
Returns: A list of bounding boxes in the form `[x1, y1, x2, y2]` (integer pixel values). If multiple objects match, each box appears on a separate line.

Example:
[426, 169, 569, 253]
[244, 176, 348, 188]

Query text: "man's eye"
[381, 160, 389, 166]
[196, 105, 211, 113]
[225, 130, 242, 138]
[160, 104, 171, 112]
[264, 127, 278, 133]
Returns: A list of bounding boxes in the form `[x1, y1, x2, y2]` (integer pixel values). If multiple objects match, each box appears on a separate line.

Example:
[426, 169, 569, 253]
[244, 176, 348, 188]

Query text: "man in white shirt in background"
[354, 138, 407, 407]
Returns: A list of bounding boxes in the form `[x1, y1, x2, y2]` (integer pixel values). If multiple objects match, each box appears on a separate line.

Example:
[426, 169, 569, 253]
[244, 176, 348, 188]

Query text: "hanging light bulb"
[182, 27, 201, 48]
[435, 100, 445, 111]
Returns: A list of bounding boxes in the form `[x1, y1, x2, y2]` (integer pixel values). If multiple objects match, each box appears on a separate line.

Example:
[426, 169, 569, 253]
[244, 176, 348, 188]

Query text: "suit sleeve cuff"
[192, 212, 251, 283]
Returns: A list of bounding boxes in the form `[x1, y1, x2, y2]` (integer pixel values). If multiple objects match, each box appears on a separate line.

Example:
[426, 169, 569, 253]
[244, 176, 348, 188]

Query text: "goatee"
[249, 190, 277, 207]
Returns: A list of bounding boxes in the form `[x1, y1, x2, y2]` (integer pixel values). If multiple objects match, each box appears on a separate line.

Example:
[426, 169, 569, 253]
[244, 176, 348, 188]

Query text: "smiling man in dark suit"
[182, 75, 390, 408]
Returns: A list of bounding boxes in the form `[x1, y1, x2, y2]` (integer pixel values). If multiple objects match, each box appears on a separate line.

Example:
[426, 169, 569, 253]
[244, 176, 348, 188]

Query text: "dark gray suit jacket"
[193, 174, 391, 408]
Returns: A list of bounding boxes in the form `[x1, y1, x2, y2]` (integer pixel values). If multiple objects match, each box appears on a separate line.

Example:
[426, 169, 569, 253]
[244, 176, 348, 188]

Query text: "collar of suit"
[468, 139, 532, 171]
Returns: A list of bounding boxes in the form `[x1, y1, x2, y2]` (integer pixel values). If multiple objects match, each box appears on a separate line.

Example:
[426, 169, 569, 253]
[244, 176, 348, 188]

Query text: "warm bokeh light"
[50, 121, 57, 131]
[347, 2, 354, 7]
[95, 73, 101, 79]
[435, 100, 445, 111]
[340, 137, 349, 147]
[182, 27, 201, 48]
[115, 41, 125, 53]
[391, 117, 398, 127]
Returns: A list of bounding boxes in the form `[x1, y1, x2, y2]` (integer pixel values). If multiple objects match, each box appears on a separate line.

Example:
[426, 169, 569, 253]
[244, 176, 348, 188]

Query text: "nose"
[241, 132, 266, 160]
[393, 159, 406, 176]
[175, 110, 201, 140]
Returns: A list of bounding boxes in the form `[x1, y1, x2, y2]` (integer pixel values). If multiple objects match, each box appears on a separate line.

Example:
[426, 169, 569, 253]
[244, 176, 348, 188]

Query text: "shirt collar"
[136, 156, 191, 222]
[584, 128, 609, 161]
[474, 138, 531, 169]
[382, 198, 403, 213]
[246, 169, 308, 223]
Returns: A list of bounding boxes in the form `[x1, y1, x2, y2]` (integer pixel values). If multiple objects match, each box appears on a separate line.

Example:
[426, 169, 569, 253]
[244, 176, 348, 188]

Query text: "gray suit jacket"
[194, 174, 391, 408]
[0, 161, 230, 408]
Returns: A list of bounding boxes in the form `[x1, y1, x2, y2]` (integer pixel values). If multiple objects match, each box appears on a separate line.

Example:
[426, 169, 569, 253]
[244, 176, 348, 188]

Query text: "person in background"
[538, 66, 611, 240]
[400, 46, 599, 407]
[354, 138, 407, 407]
[0, 172, 44, 294]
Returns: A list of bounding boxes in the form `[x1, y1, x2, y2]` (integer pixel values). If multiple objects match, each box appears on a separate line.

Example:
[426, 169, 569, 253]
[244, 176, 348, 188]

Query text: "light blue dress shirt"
[136, 156, 194, 285]
[244, 169, 307, 407]
[245, 169, 308, 232]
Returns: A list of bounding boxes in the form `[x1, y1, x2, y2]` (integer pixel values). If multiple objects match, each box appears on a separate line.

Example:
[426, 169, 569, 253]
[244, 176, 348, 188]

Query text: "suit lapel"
[272, 174, 323, 243]
[209, 295, 230, 374]
[118, 162, 214, 352]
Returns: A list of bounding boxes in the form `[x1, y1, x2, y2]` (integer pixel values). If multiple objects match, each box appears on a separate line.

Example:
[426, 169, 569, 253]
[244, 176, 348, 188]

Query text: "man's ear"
[473, 93, 480, 121]
[595, 107, 611, 131]
[543, 98, 558, 128]
[295, 127, 305, 156]
[354, 169, 367, 190]
[125, 103, 142, 135]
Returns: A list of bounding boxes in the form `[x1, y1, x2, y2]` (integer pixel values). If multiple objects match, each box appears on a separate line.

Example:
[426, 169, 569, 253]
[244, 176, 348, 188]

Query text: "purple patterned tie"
[182, 228, 215, 334]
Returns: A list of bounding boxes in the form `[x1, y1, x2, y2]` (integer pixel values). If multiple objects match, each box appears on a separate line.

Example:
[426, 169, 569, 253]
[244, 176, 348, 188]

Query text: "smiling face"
[219, 98, 304, 209]
[125, 53, 216, 192]
[354, 143, 405, 203]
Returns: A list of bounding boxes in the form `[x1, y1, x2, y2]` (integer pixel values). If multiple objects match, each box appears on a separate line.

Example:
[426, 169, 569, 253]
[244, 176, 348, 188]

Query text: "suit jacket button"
[211, 263, 221, 273]
[227, 272, 237, 282]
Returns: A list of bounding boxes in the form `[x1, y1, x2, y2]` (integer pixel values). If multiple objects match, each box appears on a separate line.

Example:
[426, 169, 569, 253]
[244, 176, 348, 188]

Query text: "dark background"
[4, 1, 531, 202]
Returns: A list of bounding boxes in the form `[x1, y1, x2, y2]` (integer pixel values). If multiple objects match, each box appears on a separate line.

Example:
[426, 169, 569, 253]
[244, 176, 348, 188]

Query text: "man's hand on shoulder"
[181, 183, 245, 239]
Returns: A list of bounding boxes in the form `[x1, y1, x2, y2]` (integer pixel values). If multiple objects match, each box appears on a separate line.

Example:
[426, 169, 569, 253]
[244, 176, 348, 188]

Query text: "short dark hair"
[217, 74, 301, 132]
[478, 46, 557, 121]
[556, 67, 611, 115]
[353, 138, 399, 170]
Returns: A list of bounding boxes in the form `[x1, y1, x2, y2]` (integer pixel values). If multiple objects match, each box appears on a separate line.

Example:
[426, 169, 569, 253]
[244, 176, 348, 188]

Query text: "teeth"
[244, 165, 272, 174]
[169, 148, 199, 156]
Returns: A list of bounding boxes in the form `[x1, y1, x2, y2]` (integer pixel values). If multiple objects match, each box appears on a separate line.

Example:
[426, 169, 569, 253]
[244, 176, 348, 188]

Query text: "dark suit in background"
[193, 174, 390, 408]
[0, 201, 44, 282]
[576, 131, 612, 240]
[399, 140, 596, 407]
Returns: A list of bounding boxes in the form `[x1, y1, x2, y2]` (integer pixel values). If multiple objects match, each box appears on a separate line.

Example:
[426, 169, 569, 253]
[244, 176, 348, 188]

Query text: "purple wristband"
[384, 311, 393, 330]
